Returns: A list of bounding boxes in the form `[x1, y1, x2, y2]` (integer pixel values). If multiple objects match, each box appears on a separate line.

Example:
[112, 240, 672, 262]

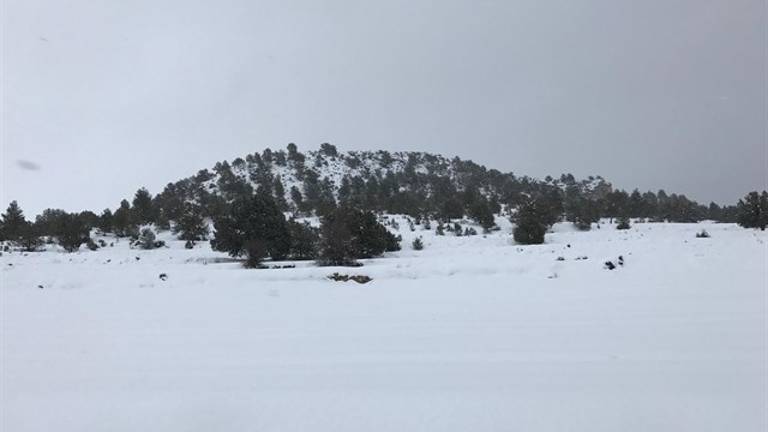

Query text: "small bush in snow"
[412, 237, 424, 250]
[695, 230, 710, 238]
[327, 273, 372, 284]
[86, 239, 99, 251]
[616, 216, 631, 230]
[137, 228, 163, 250]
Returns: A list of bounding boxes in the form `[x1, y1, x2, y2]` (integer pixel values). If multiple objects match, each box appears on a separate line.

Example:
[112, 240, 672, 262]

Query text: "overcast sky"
[2, 0, 766, 216]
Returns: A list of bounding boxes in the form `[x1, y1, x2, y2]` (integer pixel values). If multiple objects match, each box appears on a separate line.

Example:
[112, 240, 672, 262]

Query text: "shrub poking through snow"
[327, 273, 373, 284]
[696, 229, 710, 238]
[412, 237, 424, 250]
[137, 228, 164, 250]
[86, 238, 99, 251]
[604, 255, 625, 270]
[616, 216, 631, 230]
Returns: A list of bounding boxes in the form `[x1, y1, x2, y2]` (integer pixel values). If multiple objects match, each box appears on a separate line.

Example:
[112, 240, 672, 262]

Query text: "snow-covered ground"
[1, 220, 766, 431]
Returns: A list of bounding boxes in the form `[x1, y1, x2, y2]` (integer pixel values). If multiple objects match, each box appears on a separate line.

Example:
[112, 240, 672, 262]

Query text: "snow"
[1, 221, 766, 431]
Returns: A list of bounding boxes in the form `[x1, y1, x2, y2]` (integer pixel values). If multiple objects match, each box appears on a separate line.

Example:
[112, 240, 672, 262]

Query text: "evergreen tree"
[303, 170, 323, 212]
[316, 178, 337, 216]
[512, 198, 549, 245]
[290, 186, 305, 214]
[629, 189, 644, 217]
[172, 203, 209, 245]
[412, 237, 424, 250]
[262, 148, 274, 163]
[467, 197, 496, 231]
[736, 191, 768, 230]
[78, 211, 100, 230]
[274, 150, 287, 166]
[338, 176, 352, 206]
[287, 219, 320, 260]
[112, 200, 137, 237]
[273, 177, 289, 211]
[211, 191, 291, 267]
[137, 227, 163, 249]
[317, 207, 400, 266]
[567, 196, 600, 231]
[57, 213, 91, 252]
[1, 201, 27, 242]
[18, 222, 43, 252]
[287, 143, 306, 165]
[319, 143, 338, 157]
[132, 188, 155, 225]
[616, 215, 631, 230]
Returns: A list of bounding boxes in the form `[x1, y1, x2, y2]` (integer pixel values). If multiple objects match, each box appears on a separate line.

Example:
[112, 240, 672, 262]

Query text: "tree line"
[1, 143, 765, 256]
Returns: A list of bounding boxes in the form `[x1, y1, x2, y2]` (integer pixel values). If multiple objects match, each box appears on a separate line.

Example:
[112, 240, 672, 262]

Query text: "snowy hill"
[160, 143, 614, 213]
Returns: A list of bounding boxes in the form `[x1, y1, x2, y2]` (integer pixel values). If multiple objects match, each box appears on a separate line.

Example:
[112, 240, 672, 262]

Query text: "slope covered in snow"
[2, 221, 766, 432]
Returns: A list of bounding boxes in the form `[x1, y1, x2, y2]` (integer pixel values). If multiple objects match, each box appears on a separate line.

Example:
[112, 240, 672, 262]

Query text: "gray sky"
[2, 0, 766, 217]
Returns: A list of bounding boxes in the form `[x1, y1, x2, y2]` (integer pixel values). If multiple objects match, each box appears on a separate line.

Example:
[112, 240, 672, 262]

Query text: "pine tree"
[1, 201, 27, 242]
[18, 222, 43, 252]
[467, 198, 496, 231]
[172, 203, 209, 245]
[319, 143, 338, 157]
[616, 215, 631, 230]
[568, 197, 600, 231]
[112, 200, 137, 237]
[273, 177, 289, 211]
[412, 237, 424, 250]
[737, 191, 768, 230]
[290, 186, 305, 214]
[57, 213, 91, 252]
[512, 198, 549, 245]
[211, 191, 290, 267]
[132, 188, 155, 225]
[287, 219, 320, 260]
[317, 207, 400, 266]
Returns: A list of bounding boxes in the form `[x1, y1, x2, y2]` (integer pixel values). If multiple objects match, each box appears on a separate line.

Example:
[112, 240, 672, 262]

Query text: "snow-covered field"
[1, 220, 766, 431]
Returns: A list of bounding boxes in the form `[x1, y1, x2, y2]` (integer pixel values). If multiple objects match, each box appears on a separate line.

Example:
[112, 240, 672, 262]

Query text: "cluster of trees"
[3, 143, 764, 255]
[209, 190, 399, 267]
[141, 144, 504, 230]
[736, 191, 768, 230]
[510, 189, 768, 245]
[138, 144, 744, 235]
[0, 201, 92, 252]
